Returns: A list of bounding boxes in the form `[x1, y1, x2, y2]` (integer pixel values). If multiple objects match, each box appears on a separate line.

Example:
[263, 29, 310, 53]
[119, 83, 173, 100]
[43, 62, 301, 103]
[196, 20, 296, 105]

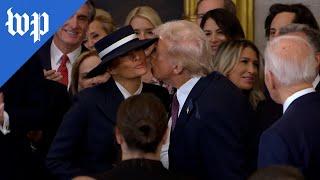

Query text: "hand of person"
[0, 93, 4, 126]
[43, 69, 62, 82]
[26, 130, 43, 143]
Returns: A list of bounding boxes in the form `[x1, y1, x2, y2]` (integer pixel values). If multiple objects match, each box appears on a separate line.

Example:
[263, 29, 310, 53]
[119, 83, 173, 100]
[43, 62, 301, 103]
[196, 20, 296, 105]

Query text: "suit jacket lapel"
[175, 75, 213, 129]
[37, 37, 53, 70]
[96, 78, 124, 123]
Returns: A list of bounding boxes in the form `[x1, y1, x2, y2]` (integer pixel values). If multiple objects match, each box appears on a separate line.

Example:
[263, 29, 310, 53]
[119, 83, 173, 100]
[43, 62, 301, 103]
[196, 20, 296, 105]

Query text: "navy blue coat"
[0, 51, 70, 180]
[258, 92, 320, 179]
[168, 72, 256, 180]
[46, 78, 169, 179]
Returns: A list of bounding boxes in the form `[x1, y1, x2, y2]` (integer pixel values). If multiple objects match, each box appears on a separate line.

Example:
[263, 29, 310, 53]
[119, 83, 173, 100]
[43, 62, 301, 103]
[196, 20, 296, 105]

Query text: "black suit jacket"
[168, 72, 255, 179]
[257, 78, 320, 137]
[95, 159, 183, 180]
[316, 81, 320, 91]
[46, 78, 169, 179]
[0, 54, 70, 179]
[258, 91, 320, 179]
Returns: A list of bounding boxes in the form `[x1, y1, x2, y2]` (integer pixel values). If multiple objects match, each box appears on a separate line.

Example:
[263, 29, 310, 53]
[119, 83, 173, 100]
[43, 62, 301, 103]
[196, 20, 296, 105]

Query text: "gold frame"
[184, 0, 254, 40]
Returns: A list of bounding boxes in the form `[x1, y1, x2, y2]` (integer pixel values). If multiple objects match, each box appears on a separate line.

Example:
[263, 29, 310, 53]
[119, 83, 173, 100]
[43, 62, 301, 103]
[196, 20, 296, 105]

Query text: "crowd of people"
[1, 0, 320, 179]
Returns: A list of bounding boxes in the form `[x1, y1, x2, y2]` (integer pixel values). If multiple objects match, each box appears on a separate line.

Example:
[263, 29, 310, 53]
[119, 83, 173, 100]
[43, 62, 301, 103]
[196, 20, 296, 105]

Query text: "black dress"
[95, 159, 187, 180]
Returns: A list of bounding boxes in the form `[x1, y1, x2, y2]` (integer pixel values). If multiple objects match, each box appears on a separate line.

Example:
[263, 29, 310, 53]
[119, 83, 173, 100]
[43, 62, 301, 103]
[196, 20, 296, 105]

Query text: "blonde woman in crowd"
[69, 50, 110, 95]
[84, 8, 116, 49]
[125, 6, 163, 85]
[213, 39, 265, 109]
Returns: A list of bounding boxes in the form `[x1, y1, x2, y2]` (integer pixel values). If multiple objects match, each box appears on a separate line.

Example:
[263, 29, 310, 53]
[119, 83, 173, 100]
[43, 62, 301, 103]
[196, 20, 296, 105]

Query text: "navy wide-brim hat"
[86, 25, 158, 78]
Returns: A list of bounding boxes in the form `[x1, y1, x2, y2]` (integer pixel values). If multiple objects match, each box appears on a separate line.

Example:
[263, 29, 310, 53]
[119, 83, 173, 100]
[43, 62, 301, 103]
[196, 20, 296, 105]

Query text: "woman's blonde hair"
[125, 6, 162, 27]
[70, 50, 99, 95]
[213, 40, 265, 109]
[94, 8, 116, 34]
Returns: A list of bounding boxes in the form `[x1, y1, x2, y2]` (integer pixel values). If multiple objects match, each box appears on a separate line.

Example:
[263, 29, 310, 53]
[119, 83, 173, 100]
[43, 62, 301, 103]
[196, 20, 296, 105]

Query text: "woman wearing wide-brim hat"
[46, 25, 170, 179]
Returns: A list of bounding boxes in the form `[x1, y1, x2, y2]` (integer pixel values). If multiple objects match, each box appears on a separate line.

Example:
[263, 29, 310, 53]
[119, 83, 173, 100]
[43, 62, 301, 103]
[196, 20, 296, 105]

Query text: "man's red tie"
[57, 54, 69, 86]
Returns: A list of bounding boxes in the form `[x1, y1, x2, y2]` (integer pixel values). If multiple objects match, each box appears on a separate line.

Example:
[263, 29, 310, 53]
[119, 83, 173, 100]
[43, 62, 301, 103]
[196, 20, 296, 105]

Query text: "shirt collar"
[312, 74, 320, 88]
[50, 41, 82, 65]
[176, 76, 201, 115]
[115, 81, 143, 99]
[283, 87, 315, 113]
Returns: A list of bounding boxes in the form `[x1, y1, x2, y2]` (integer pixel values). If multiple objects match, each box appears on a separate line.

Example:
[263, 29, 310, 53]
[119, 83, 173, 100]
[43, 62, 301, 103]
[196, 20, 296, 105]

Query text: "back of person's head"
[279, 23, 320, 53]
[125, 6, 162, 27]
[94, 8, 116, 34]
[265, 3, 319, 38]
[200, 8, 245, 40]
[265, 35, 318, 87]
[213, 39, 265, 108]
[196, 0, 237, 16]
[248, 165, 304, 180]
[116, 94, 168, 153]
[154, 20, 213, 76]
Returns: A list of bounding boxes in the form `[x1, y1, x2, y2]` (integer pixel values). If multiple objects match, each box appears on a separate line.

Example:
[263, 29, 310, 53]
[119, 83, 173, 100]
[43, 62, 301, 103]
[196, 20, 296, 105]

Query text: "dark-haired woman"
[200, 8, 245, 56]
[94, 94, 180, 179]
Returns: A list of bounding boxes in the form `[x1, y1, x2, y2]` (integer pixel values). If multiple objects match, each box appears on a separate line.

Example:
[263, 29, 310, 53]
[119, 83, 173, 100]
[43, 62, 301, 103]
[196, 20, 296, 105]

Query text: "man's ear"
[315, 52, 320, 69]
[115, 127, 124, 145]
[172, 62, 183, 75]
[265, 70, 277, 90]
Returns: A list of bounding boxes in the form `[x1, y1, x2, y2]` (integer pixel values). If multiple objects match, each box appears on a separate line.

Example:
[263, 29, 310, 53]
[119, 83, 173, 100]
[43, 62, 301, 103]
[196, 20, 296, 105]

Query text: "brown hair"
[85, 0, 96, 22]
[196, 0, 237, 15]
[94, 8, 116, 34]
[265, 3, 319, 39]
[116, 94, 168, 153]
[200, 9, 245, 40]
[70, 50, 99, 95]
[248, 165, 304, 180]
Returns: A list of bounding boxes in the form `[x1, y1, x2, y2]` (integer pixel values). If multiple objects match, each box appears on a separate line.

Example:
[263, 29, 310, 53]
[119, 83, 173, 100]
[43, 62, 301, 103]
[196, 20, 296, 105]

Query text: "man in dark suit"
[257, 24, 320, 136]
[0, 57, 70, 179]
[258, 35, 320, 179]
[39, 1, 94, 87]
[151, 20, 255, 179]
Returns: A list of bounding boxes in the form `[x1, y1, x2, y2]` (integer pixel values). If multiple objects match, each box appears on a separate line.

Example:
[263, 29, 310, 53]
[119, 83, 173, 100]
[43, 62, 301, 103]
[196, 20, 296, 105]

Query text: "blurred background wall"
[93, 0, 320, 52]
[92, 0, 184, 27]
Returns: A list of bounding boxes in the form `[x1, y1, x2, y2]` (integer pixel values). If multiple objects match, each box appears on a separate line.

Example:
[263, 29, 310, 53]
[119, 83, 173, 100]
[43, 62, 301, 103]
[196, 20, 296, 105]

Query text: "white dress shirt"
[115, 81, 143, 99]
[283, 87, 315, 113]
[160, 76, 201, 169]
[50, 41, 82, 87]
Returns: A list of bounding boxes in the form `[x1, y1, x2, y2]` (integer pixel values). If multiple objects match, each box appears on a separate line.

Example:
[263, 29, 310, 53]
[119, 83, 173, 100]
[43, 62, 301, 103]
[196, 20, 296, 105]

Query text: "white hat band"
[98, 33, 138, 58]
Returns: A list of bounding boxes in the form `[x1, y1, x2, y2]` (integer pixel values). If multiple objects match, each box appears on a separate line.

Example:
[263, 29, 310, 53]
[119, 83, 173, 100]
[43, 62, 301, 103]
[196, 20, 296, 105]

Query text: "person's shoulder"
[204, 71, 238, 89]
[284, 92, 320, 116]
[74, 81, 109, 102]
[200, 71, 246, 101]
